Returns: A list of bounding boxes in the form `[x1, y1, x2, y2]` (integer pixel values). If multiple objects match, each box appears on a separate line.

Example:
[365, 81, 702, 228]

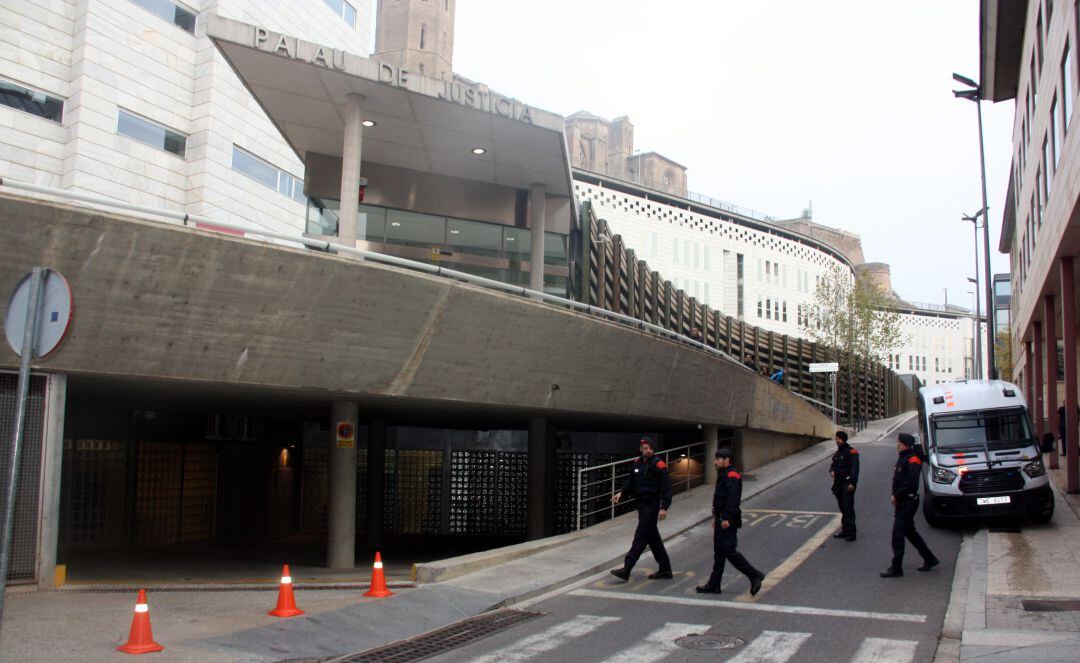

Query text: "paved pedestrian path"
[937, 466, 1080, 662]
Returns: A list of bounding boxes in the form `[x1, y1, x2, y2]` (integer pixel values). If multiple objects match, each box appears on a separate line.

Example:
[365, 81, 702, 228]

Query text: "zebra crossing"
[443, 614, 922, 663]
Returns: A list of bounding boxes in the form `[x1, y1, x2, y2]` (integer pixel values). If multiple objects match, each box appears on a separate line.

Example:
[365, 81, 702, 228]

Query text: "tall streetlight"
[953, 73, 996, 379]
[963, 210, 984, 378]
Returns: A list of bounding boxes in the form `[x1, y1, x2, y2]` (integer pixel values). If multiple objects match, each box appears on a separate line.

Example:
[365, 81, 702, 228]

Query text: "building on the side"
[983, 0, 1080, 489]
[0, 0, 374, 234]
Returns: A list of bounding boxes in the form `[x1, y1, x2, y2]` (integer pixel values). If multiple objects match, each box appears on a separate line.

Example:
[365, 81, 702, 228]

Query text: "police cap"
[897, 432, 916, 447]
[715, 448, 734, 459]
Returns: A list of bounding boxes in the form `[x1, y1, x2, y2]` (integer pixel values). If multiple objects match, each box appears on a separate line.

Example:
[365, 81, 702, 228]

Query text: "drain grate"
[676, 634, 745, 650]
[1022, 600, 1080, 612]
[331, 609, 545, 662]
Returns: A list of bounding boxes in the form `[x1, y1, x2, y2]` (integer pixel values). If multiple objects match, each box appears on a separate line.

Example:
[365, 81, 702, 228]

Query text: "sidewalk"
[936, 466, 1080, 662]
[0, 414, 913, 662]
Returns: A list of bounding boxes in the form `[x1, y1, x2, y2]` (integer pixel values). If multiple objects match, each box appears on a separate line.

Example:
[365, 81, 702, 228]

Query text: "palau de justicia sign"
[254, 28, 536, 124]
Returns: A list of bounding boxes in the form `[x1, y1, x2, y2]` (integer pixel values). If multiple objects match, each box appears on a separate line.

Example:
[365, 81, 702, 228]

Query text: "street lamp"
[953, 73, 996, 379]
[963, 210, 984, 379]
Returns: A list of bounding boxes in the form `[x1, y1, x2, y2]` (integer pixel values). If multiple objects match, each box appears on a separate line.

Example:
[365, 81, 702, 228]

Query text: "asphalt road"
[429, 418, 963, 663]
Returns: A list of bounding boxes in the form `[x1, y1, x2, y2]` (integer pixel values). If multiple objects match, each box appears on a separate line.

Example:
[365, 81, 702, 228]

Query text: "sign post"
[809, 362, 840, 426]
[0, 268, 72, 629]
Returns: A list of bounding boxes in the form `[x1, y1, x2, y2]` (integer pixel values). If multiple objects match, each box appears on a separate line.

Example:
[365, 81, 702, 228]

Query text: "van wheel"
[1030, 502, 1054, 524]
[922, 494, 944, 528]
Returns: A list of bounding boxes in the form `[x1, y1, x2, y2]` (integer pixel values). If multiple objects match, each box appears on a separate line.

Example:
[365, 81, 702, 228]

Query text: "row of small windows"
[0, 78, 63, 123]
[1015, 1, 1078, 290]
[756, 297, 788, 323]
[321, 0, 359, 28]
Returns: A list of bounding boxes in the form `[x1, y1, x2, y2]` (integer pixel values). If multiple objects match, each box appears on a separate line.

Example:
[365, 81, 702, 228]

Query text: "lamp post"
[963, 209, 984, 379]
[953, 73, 996, 379]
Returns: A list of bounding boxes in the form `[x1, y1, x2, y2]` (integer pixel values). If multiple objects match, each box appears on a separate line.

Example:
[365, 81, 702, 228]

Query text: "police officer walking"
[881, 433, 939, 578]
[696, 449, 765, 595]
[830, 430, 859, 541]
[610, 436, 673, 581]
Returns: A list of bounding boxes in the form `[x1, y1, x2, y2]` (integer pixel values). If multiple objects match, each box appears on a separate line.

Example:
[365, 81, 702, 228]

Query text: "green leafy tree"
[802, 265, 906, 422]
[995, 327, 1014, 381]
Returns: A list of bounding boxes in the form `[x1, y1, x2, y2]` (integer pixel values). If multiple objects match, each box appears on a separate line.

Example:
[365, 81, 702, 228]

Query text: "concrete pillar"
[527, 417, 548, 540]
[365, 418, 386, 551]
[328, 401, 358, 568]
[703, 425, 718, 484]
[529, 183, 547, 293]
[1061, 256, 1078, 493]
[1044, 294, 1060, 470]
[1034, 321, 1045, 442]
[336, 94, 365, 247]
[36, 374, 66, 590]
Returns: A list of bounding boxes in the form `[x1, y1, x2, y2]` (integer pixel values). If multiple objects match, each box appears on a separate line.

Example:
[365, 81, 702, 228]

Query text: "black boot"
[610, 567, 630, 581]
[648, 570, 673, 579]
[879, 567, 903, 578]
[749, 574, 765, 596]
[695, 584, 722, 593]
[918, 558, 940, 572]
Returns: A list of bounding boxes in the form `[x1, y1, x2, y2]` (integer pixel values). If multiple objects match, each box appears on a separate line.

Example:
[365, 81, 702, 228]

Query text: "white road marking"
[850, 637, 919, 663]
[728, 630, 811, 663]
[736, 513, 842, 601]
[597, 622, 710, 663]
[469, 614, 620, 663]
[568, 588, 927, 623]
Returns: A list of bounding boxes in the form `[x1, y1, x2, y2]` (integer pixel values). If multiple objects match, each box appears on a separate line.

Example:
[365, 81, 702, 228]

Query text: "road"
[429, 418, 963, 662]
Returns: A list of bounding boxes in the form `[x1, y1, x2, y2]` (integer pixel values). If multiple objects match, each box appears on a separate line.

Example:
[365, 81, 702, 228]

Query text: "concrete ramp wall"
[0, 194, 833, 438]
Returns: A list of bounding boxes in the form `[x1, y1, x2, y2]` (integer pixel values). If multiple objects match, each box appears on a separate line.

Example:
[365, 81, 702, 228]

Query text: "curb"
[875, 412, 916, 441]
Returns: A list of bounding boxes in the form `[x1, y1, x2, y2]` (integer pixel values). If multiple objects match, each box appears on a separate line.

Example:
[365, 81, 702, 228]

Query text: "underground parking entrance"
[52, 376, 714, 587]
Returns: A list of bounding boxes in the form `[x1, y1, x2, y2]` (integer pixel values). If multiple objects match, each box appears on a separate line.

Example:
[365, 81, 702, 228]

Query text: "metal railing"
[573, 442, 707, 531]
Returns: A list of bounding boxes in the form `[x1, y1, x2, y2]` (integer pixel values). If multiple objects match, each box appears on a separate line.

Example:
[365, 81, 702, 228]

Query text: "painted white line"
[742, 508, 837, 516]
[735, 513, 842, 601]
[470, 614, 619, 663]
[568, 588, 927, 623]
[728, 630, 811, 663]
[598, 622, 710, 663]
[850, 637, 919, 663]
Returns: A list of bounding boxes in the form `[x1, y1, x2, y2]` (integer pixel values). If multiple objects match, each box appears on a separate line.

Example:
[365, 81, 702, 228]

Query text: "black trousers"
[891, 497, 934, 569]
[833, 482, 856, 535]
[706, 522, 761, 587]
[623, 499, 671, 572]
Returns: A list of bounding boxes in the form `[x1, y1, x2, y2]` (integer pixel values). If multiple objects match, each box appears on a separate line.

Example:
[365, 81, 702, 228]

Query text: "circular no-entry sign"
[4, 269, 73, 358]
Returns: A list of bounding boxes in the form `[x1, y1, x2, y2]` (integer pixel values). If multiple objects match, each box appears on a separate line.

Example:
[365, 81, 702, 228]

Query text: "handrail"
[574, 442, 707, 531]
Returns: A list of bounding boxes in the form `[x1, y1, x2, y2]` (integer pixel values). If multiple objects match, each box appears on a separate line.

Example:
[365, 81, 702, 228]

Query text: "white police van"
[917, 380, 1054, 526]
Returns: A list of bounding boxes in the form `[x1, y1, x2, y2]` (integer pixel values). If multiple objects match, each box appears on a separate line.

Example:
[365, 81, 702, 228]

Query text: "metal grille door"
[0, 373, 46, 583]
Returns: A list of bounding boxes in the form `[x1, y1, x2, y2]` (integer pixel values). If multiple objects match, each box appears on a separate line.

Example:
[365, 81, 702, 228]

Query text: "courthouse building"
[984, 0, 1080, 491]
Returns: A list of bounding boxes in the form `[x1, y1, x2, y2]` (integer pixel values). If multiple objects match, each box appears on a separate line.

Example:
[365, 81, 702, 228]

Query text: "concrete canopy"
[206, 14, 572, 197]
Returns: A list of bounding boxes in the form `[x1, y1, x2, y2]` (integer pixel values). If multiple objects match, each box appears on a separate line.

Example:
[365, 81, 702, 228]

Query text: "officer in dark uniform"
[829, 430, 859, 541]
[881, 433, 939, 578]
[696, 449, 765, 595]
[610, 436, 673, 581]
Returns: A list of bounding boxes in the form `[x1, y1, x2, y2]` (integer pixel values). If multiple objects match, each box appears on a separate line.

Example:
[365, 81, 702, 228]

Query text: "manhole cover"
[675, 634, 745, 650]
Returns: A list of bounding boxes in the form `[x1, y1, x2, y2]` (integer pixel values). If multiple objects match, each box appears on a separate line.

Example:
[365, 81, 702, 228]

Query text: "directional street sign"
[808, 362, 839, 373]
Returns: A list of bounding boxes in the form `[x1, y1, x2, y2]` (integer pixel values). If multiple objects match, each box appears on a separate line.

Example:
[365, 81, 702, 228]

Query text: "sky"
[448, 0, 1014, 311]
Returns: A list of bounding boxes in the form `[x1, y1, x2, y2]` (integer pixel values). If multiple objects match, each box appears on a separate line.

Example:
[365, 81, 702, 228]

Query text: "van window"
[931, 407, 1033, 453]
[917, 395, 929, 446]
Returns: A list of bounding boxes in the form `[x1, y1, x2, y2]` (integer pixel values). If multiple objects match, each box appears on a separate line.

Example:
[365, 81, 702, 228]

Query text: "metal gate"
[0, 373, 46, 584]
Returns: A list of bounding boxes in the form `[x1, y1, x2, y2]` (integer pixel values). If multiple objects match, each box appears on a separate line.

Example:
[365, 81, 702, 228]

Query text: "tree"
[802, 265, 906, 423]
[995, 328, 1014, 381]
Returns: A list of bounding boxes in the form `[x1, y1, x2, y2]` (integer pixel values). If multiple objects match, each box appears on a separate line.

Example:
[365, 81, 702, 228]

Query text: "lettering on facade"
[252, 27, 534, 124]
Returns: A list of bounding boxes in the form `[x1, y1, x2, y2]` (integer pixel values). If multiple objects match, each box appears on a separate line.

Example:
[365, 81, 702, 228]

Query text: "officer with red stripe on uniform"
[880, 433, 940, 578]
[610, 436, 673, 581]
[696, 448, 765, 595]
[830, 430, 860, 541]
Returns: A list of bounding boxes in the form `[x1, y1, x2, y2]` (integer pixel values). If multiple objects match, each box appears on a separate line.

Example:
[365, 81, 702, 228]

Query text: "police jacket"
[620, 455, 672, 510]
[712, 467, 744, 527]
[830, 443, 860, 485]
[892, 448, 923, 500]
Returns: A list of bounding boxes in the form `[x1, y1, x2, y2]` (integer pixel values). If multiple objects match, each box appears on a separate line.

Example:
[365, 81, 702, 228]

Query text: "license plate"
[977, 496, 1011, 505]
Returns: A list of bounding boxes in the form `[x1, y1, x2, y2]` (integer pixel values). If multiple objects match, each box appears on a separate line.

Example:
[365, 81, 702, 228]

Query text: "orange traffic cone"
[268, 564, 305, 617]
[363, 552, 394, 598]
[117, 589, 164, 655]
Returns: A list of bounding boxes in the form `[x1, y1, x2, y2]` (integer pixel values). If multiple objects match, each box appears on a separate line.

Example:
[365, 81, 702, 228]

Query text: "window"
[757, 297, 763, 318]
[321, 0, 357, 27]
[1036, 8, 1044, 71]
[766, 298, 772, 320]
[0, 78, 63, 122]
[130, 0, 196, 34]
[231, 146, 305, 203]
[1042, 136, 1051, 199]
[909, 355, 913, 370]
[117, 109, 186, 156]
[1064, 46, 1074, 133]
[420, 24, 426, 49]
[782, 301, 788, 323]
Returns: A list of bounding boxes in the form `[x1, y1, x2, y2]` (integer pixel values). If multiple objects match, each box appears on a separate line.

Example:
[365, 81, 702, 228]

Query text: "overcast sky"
[450, 0, 1014, 310]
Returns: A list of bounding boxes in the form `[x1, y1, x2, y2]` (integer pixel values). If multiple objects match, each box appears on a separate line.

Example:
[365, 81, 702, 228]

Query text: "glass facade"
[306, 198, 569, 295]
